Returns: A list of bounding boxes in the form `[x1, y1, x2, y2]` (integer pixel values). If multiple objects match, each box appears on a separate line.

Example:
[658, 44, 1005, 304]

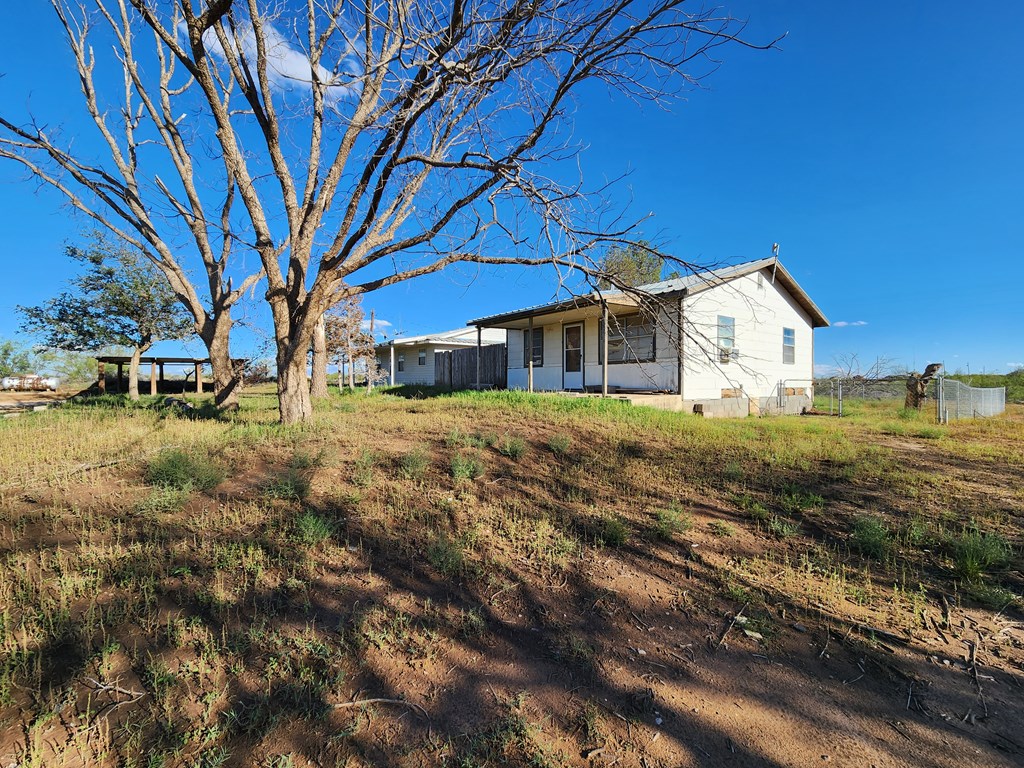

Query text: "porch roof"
[469, 257, 829, 329]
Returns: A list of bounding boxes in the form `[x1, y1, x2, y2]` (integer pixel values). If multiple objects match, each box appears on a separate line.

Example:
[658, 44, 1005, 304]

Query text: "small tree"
[598, 242, 664, 289]
[324, 299, 375, 391]
[19, 233, 194, 400]
[0, 340, 35, 378]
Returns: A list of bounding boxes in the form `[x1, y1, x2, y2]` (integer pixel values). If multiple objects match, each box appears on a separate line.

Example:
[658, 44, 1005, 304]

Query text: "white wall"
[681, 269, 815, 401]
[506, 307, 680, 392]
[375, 343, 455, 385]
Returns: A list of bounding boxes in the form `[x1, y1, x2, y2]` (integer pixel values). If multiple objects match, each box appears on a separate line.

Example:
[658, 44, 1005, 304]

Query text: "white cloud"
[361, 318, 392, 335]
[1008, 362, 1024, 369]
[814, 363, 839, 375]
[832, 320, 868, 328]
[186, 17, 362, 103]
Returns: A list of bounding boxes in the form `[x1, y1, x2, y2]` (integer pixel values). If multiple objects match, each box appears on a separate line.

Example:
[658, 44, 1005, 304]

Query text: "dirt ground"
[0, 396, 1020, 767]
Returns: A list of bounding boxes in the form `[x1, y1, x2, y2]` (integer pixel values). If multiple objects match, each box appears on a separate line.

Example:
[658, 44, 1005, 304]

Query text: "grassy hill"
[0, 388, 1021, 767]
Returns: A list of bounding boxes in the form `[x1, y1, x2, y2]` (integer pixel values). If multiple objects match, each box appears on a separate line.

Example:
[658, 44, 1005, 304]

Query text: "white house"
[468, 258, 829, 416]
[375, 327, 507, 386]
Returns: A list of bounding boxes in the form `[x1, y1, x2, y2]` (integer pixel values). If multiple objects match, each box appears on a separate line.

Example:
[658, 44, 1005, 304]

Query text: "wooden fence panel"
[435, 344, 507, 390]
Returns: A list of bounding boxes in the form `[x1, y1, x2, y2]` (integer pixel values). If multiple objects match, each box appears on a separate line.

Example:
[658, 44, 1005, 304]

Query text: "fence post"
[838, 380, 843, 418]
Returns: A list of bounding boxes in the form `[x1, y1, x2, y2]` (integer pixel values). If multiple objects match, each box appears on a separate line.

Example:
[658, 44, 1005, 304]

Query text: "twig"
[715, 602, 748, 652]
[84, 677, 146, 701]
[819, 628, 831, 659]
[334, 697, 429, 720]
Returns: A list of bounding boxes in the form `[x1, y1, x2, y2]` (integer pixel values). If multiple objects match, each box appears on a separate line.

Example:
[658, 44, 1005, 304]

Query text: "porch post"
[150, 361, 157, 396]
[676, 297, 684, 397]
[527, 317, 534, 393]
[601, 304, 609, 397]
[389, 343, 395, 386]
[475, 326, 482, 389]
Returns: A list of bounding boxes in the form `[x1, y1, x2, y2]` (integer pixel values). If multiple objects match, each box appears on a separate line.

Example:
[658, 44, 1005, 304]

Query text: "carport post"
[195, 362, 202, 394]
[475, 326, 482, 390]
[150, 362, 157, 396]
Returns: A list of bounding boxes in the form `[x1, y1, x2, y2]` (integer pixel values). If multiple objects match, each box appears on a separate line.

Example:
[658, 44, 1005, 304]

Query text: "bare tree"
[0, 0, 775, 423]
[324, 298, 373, 391]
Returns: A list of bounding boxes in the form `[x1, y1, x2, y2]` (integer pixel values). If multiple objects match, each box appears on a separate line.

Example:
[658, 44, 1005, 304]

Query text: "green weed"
[497, 435, 527, 460]
[145, 449, 224, 492]
[852, 516, 892, 560]
[653, 504, 691, 540]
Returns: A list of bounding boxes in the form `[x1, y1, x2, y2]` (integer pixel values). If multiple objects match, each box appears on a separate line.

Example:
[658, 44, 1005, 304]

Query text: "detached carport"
[95, 356, 211, 395]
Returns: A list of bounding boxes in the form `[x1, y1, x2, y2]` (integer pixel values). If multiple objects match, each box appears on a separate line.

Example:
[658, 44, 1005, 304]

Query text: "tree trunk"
[203, 313, 242, 411]
[347, 333, 355, 389]
[310, 314, 329, 398]
[127, 342, 150, 401]
[278, 351, 313, 424]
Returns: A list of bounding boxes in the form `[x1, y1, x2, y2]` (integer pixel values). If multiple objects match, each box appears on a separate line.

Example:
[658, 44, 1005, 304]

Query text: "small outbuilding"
[375, 328, 507, 386]
[468, 258, 829, 416]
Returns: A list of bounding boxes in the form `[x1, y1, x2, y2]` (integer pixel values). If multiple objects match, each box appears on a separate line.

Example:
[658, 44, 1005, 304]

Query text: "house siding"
[681, 268, 815, 404]
[376, 344, 440, 386]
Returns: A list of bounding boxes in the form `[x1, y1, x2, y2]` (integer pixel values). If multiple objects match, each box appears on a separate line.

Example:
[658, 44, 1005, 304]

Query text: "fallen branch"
[333, 697, 429, 720]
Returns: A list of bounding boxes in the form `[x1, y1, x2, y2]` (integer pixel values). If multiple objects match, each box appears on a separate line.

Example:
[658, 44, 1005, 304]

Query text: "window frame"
[418, 348, 427, 366]
[397, 353, 405, 372]
[717, 315, 736, 364]
[522, 327, 544, 368]
[782, 327, 796, 365]
[598, 314, 657, 365]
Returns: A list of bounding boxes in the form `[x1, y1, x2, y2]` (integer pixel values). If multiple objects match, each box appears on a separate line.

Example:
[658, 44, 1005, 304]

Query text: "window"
[523, 328, 544, 367]
[418, 349, 426, 366]
[397, 354, 405, 372]
[599, 315, 656, 364]
[782, 327, 795, 364]
[717, 316, 736, 363]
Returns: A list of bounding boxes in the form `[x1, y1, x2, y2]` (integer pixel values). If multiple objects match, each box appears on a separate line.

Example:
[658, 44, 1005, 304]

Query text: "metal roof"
[375, 327, 506, 349]
[468, 258, 829, 328]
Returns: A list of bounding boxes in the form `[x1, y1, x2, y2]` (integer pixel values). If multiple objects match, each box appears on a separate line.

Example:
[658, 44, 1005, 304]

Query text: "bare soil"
[0, 395, 1021, 767]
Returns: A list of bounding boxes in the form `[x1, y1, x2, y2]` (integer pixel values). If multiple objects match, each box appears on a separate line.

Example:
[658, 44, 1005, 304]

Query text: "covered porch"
[470, 292, 682, 396]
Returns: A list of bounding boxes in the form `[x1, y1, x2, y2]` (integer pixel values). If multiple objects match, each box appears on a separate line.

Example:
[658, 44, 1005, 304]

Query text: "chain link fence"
[935, 377, 1006, 421]
[815, 376, 1006, 422]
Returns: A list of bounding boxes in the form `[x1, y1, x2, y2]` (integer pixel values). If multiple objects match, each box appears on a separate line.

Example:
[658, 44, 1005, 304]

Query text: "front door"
[563, 323, 583, 390]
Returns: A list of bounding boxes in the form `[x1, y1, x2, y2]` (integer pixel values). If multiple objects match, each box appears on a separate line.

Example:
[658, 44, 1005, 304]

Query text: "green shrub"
[497, 435, 527, 460]
[952, 529, 1011, 581]
[263, 468, 311, 501]
[293, 511, 332, 545]
[145, 449, 224, 492]
[451, 453, 485, 481]
[653, 504, 691, 540]
[353, 449, 376, 487]
[427, 535, 465, 577]
[852, 516, 891, 560]
[767, 516, 800, 539]
[399, 447, 430, 480]
[548, 434, 572, 456]
[599, 515, 628, 547]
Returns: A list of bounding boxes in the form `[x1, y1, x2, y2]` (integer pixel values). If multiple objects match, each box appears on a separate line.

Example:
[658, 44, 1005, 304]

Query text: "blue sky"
[1, 1, 1021, 375]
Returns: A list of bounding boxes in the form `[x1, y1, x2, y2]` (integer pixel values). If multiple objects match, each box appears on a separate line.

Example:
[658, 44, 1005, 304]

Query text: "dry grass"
[0, 388, 1021, 766]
